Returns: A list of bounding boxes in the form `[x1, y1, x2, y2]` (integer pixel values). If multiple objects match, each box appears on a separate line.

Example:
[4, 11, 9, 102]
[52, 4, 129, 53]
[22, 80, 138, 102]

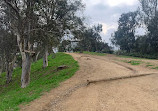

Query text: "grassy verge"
[152, 67, 158, 69]
[118, 55, 146, 59]
[0, 53, 79, 111]
[121, 60, 142, 65]
[81, 51, 106, 56]
[117, 54, 158, 60]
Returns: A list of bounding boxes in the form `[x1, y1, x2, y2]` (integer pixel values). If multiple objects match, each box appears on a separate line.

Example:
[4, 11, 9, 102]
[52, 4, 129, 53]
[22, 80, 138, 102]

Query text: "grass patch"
[118, 55, 145, 59]
[82, 51, 106, 56]
[146, 64, 154, 67]
[0, 53, 79, 111]
[152, 67, 158, 69]
[122, 60, 142, 65]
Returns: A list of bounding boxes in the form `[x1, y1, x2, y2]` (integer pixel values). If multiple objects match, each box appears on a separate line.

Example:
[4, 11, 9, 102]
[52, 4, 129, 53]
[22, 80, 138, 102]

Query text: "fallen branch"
[87, 73, 158, 85]
[57, 65, 68, 71]
[24, 50, 35, 54]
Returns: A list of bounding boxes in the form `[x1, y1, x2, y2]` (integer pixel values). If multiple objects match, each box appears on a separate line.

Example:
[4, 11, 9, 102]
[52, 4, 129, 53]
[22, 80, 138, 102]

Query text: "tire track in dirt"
[82, 55, 137, 74]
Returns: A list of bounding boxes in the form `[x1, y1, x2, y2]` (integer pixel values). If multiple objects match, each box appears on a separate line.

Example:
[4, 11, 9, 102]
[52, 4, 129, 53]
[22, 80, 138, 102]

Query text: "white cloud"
[102, 23, 117, 35]
[83, 0, 138, 7]
[82, 0, 139, 44]
[107, 0, 138, 7]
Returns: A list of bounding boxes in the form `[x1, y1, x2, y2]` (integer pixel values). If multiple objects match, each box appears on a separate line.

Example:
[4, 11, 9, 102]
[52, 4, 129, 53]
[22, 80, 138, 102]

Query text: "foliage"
[74, 24, 112, 53]
[111, 11, 138, 53]
[115, 50, 158, 59]
[0, 53, 79, 111]
[112, 3, 158, 59]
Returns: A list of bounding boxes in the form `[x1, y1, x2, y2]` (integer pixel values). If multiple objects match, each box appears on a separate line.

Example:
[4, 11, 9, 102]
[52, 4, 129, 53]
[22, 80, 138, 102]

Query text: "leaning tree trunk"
[35, 51, 40, 62]
[43, 46, 48, 68]
[17, 34, 33, 88]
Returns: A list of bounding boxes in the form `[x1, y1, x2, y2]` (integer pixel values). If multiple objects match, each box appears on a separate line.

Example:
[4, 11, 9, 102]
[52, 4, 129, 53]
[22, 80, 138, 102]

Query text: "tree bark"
[6, 56, 16, 84]
[0, 57, 3, 77]
[43, 46, 48, 68]
[35, 51, 40, 62]
[17, 34, 32, 88]
[0, 66, 2, 78]
[21, 53, 31, 88]
[6, 63, 13, 84]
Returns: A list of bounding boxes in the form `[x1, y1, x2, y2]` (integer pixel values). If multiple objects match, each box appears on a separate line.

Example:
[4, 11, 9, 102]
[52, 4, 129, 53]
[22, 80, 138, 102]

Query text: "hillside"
[0, 53, 79, 111]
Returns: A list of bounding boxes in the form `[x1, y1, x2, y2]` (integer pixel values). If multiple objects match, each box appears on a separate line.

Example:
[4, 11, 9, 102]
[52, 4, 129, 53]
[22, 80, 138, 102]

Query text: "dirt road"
[21, 53, 158, 111]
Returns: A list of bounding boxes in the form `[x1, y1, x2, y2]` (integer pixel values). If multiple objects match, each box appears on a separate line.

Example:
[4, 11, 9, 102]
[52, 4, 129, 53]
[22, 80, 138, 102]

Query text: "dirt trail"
[21, 53, 158, 111]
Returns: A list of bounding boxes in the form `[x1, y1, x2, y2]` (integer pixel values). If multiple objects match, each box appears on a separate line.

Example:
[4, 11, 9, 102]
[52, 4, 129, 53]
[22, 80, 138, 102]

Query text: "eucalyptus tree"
[139, 0, 158, 23]
[139, 0, 158, 54]
[0, 3, 18, 83]
[111, 11, 138, 53]
[0, 27, 17, 83]
[2, 0, 41, 87]
[77, 24, 103, 52]
[36, 0, 85, 68]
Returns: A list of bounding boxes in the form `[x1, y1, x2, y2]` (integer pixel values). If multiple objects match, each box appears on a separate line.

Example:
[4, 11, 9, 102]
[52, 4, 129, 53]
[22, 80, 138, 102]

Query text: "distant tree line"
[59, 24, 113, 53]
[112, 0, 158, 59]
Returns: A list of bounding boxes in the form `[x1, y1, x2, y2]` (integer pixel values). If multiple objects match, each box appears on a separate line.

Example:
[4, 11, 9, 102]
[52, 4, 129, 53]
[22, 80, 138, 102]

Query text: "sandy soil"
[20, 53, 158, 111]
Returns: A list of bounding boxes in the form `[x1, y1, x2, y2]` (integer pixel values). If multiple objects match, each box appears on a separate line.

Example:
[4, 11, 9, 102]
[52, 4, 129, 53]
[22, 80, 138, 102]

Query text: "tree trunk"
[6, 63, 13, 84]
[35, 51, 40, 62]
[17, 34, 32, 88]
[6, 56, 16, 84]
[43, 46, 48, 68]
[0, 57, 3, 77]
[21, 53, 31, 88]
[0, 67, 2, 78]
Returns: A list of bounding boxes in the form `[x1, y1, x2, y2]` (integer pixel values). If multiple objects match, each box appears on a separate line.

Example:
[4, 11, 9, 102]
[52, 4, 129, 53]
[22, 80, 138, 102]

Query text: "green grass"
[152, 67, 158, 69]
[82, 51, 106, 56]
[146, 64, 154, 67]
[0, 53, 79, 111]
[118, 55, 145, 59]
[122, 60, 142, 65]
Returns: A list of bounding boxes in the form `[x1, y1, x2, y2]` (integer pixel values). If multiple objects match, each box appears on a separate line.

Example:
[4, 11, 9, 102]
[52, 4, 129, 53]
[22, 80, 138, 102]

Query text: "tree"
[36, 0, 84, 68]
[0, 4, 18, 83]
[139, 0, 158, 54]
[77, 24, 103, 52]
[139, 0, 157, 24]
[0, 28, 17, 83]
[111, 11, 138, 53]
[1, 0, 85, 87]
[1, 0, 42, 88]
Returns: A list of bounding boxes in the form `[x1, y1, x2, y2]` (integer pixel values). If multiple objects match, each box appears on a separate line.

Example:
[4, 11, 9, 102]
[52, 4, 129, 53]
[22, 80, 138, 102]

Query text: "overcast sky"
[82, 0, 139, 45]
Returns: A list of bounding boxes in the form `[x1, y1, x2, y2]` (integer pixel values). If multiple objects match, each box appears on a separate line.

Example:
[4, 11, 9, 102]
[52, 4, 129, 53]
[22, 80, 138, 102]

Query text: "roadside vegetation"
[117, 55, 146, 60]
[116, 52, 158, 60]
[0, 53, 79, 111]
